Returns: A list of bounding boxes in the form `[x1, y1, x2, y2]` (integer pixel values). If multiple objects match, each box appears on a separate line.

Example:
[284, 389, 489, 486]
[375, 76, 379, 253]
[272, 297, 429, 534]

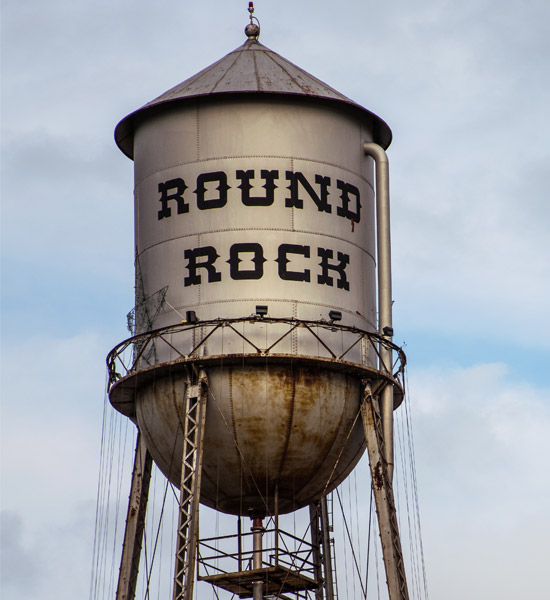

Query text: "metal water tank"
[109, 31, 394, 516]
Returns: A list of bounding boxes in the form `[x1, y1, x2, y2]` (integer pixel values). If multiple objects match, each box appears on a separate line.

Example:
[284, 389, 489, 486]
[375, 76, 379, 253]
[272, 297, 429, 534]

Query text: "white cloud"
[0, 511, 45, 596]
[405, 362, 550, 598]
[0, 332, 116, 600]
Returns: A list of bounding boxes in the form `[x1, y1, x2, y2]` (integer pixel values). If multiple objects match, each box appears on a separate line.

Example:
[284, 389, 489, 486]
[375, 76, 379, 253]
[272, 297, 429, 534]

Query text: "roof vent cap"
[245, 2, 260, 39]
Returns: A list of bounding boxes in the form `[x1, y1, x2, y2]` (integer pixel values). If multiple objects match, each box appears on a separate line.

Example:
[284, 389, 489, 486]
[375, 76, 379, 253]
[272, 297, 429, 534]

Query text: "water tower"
[107, 6, 409, 600]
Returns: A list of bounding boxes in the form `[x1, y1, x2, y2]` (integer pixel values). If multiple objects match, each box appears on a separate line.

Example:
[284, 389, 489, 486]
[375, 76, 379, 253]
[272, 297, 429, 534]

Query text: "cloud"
[0, 511, 44, 596]
[404, 362, 550, 598]
[0, 331, 131, 600]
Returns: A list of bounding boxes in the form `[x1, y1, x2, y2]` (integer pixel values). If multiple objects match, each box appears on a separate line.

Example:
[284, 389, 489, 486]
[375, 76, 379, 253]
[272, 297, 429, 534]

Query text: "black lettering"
[158, 178, 189, 220]
[317, 248, 350, 290]
[236, 169, 278, 206]
[184, 247, 222, 286]
[336, 180, 361, 223]
[195, 172, 230, 210]
[285, 172, 332, 213]
[227, 243, 266, 280]
[276, 244, 311, 282]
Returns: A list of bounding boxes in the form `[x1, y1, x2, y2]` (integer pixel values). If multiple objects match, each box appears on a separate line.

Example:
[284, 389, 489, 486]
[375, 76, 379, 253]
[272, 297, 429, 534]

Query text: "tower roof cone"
[115, 33, 392, 157]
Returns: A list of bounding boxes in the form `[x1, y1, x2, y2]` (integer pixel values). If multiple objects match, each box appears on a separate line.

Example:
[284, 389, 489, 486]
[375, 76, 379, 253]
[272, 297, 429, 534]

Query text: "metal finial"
[245, 2, 260, 39]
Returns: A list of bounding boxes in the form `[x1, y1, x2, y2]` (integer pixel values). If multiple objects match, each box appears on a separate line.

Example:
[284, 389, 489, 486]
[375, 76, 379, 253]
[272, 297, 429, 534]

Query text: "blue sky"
[1, 1, 549, 598]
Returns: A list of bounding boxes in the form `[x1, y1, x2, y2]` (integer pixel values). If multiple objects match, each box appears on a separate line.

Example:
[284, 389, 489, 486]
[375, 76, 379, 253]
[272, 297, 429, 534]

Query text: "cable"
[335, 487, 366, 598]
[404, 370, 429, 599]
[89, 376, 111, 600]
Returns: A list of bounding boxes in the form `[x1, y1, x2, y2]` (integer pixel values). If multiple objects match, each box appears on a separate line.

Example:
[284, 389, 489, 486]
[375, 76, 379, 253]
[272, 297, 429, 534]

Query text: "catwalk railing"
[107, 317, 406, 393]
[197, 527, 316, 579]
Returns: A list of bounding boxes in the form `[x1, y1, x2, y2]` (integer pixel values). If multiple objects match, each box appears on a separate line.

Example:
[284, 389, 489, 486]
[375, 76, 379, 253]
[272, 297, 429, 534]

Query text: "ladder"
[324, 494, 338, 600]
[309, 494, 336, 600]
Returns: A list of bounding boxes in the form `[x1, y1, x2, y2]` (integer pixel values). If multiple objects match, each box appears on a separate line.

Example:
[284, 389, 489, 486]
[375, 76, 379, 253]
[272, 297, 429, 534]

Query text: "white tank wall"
[133, 98, 376, 348]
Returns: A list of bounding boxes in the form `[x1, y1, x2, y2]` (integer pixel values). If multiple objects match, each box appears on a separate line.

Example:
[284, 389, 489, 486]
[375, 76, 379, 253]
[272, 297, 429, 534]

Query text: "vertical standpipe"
[364, 142, 395, 479]
[251, 518, 264, 600]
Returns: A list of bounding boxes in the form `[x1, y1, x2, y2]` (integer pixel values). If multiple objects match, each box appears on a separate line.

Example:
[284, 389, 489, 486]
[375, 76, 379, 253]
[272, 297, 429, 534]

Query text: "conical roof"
[115, 38, 392, 158]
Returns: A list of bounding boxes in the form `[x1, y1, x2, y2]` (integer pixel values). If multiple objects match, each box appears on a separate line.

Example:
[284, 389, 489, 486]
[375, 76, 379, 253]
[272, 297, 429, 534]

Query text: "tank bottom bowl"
[135, 360, 366, 516]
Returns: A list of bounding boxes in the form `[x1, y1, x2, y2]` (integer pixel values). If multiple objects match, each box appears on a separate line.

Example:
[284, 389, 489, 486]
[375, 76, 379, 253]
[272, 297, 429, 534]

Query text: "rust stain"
[276, 372, 296, 480]
[373, 460, 384, 490]
[227, 367, 242, 474]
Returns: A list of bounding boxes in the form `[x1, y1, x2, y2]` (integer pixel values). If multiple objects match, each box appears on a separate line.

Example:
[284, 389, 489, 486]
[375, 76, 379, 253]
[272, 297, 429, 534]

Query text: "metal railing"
[197, 527, 317, 579]
[106, 317, 406, 391]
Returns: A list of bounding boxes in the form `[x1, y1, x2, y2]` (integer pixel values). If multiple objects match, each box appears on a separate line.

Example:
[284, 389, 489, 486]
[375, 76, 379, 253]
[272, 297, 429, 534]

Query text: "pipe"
[238, 517, 242, 572]
[274, 484, 279, 566]
[251, 518, 264, 600]
[363, 142, 394, 482]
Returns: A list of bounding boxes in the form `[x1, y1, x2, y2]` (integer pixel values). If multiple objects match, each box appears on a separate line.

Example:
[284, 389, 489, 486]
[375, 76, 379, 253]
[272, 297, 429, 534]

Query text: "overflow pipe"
[363, 142, 394, 482]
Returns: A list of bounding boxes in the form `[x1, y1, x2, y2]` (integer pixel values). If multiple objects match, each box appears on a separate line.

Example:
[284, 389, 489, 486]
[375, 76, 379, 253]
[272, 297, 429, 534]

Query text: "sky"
[1, 0, 549, 598]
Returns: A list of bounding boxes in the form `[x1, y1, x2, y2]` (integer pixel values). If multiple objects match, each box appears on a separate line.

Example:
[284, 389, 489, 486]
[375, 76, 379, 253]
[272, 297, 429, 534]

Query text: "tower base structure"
[108, 317, 407, 600]
[198, 525, 319, 598]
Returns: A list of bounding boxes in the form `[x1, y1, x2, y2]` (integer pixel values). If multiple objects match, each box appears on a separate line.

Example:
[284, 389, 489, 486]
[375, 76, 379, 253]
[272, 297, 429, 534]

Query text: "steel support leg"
[361, 382, 409, 600]
[309, 497, 335, 600]
[116, 431, 153, 600]
[173, 370, 208, 600]
[309, 503, 324, 600]
[319, 496, 335, 600]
